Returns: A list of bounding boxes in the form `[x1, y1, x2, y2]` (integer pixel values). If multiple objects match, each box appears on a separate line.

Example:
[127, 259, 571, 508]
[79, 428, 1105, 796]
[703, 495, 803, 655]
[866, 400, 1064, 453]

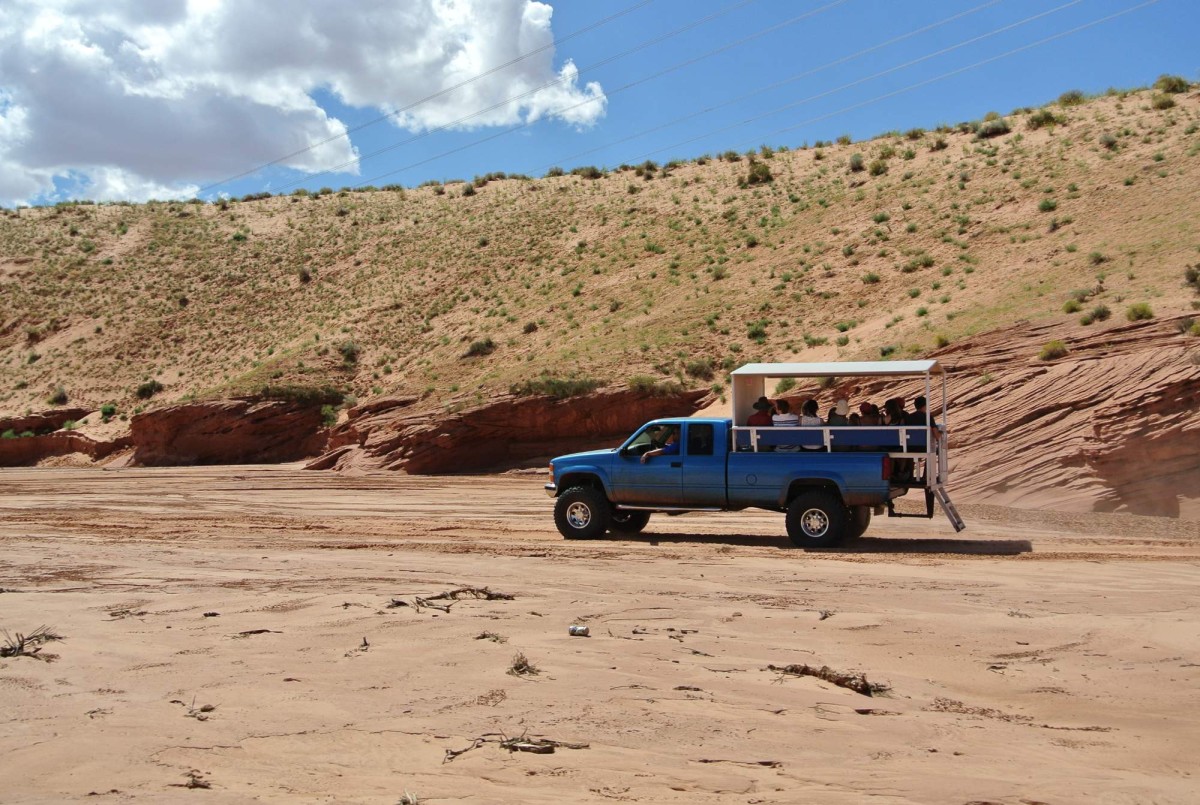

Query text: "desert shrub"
[861, 272, 880, 284]
[571, 165, 603, 179]
[868, 159, 888, 176]
[258, 385, 345, 406]
[510, 377, 601, 399]
[136, 379, 164, 399]
[1027, 108, 1064, 130]
[47, 386, 68, 405]
[461, 183, 476, 197]
[1088, 251, 1108, 266]
[1126, 303, 1154, 321]
[545, 166, 565, 177]
[1154, 74, 1189, 94]
[1185, 265, 1200, 290]
[522, 321, 538, 334]
[905, 127, 925, 140]
[836, 134, 852, 145]
[1039, 340, 1068, 360]
[297, 267, 312, 284]
[685, 358, 715, 380]
[628, 375, 683, 396]
[338, 340, 360, 363]
[879, 345, 897, 357]
[1058, 89, 1086, 107]
[1039, 198, 1058, 212]
[1151, 94, 1176, 110]
[1099, 132, 1119, 150]
[745, 160, 773, 185]
[100, 403, 117, 422]
[873, 211, 890, 224]
[1063, 299, 1082, 314]
[1, 429, 16, 439]
[774, 377, 796, 395]
[721, 150, 741, 162]
[934, 333, 950, 348]
[1176, 317, 1197, 335]
[320, 404, 338, 427]
[746, 320, 768, 342]
[1090, 304, 1111, 322]
[976, 117, 1011, 139]
[848, 153, 865, 172]
[464, 338, 496, 357]
[930, 138, 948, 151]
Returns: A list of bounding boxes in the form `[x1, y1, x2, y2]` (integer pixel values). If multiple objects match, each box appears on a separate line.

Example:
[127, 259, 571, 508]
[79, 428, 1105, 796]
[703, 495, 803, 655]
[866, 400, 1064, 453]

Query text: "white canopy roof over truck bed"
[730, 361, 945, 427]
[731, 360, 943, 378]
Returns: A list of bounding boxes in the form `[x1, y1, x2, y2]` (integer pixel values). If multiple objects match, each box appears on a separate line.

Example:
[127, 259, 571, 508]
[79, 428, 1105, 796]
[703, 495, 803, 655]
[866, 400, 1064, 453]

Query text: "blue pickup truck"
[545, 361, 964, 548]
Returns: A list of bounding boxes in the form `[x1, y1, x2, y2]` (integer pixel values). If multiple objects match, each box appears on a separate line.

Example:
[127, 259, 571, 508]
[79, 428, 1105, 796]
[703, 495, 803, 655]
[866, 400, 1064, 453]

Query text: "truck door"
[610, 422, 683, 506]
[680, 422, 726, 507]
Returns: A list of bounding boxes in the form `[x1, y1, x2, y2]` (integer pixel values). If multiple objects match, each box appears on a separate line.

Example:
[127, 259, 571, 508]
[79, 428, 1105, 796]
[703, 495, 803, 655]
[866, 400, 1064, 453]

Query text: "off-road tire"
[554, 486, 611, 540]
[786, 490, 847, 548]
[609, 509, 651, 534]
[847, 505, 871, 540]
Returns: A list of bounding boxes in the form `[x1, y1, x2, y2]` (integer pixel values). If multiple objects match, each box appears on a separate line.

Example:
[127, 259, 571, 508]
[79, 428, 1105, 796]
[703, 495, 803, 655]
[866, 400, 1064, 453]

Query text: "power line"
[198, 0, 655, 194]
[636, 0, 1157, 163]
[262, 0, 763, 195]
[344, 0, 850, 191]
[351, 0, 1075, 188]
[540, 0, 1003, 173]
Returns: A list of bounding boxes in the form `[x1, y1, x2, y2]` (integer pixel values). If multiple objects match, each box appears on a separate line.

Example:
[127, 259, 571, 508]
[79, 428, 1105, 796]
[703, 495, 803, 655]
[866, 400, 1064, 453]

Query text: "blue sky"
[229, 0, 1197, 198]
[1, 0, 1195, 205]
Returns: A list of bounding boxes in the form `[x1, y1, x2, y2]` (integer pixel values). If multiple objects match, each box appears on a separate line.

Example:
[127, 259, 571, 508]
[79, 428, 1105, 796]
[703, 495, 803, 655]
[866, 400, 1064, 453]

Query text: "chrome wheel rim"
[801, 508, 830, 537]
[566, 501, 592, 529]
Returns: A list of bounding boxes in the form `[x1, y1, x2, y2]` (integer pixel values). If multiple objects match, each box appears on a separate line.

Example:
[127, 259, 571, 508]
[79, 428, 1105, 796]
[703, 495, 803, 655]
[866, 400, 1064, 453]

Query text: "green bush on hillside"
[1126, 303, 1154, 321]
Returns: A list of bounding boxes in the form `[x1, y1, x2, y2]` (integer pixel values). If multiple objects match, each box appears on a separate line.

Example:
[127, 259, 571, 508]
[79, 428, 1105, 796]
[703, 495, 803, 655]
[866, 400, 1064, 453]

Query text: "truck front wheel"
[609, 509, 651, 534]
[554, 486, 611, 540]
[786, 491, 847, 548]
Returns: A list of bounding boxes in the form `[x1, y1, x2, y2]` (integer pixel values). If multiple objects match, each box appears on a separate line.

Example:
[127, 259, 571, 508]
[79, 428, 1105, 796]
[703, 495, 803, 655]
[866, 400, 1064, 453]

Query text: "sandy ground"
[1, 467, 1198, 804]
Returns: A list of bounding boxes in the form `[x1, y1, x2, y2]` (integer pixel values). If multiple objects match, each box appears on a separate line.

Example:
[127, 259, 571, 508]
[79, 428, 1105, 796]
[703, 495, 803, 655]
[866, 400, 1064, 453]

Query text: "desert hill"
[2, 84, 1198, 516]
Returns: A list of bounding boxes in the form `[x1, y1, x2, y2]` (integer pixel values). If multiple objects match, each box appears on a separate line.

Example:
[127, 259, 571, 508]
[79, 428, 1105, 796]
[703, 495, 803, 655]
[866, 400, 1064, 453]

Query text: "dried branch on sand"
[1, 625, 63, 661]
[392, 586, 515, 614]
[443, 731, 589, 764]
[765, 663, 890, 697]
[507, 652, 539, 677]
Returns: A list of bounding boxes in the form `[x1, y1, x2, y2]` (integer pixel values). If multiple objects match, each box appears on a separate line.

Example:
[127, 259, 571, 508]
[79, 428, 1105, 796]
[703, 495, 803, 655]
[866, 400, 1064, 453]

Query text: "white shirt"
[772, 412, 799, 427]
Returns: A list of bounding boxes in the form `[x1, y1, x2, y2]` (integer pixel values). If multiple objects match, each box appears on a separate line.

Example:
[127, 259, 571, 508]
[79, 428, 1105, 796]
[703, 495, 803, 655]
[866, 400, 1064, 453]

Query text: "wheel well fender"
[557, 470, 611, 499]
[780, 477, 846, 509]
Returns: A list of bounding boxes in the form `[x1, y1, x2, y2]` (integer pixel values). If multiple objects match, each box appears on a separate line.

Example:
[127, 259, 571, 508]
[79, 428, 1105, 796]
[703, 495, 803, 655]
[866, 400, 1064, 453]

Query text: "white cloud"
[0, 0, 605, 206]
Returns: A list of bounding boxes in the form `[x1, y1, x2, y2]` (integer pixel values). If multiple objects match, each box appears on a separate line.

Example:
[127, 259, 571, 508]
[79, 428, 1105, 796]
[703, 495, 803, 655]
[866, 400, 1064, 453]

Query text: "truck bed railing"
[731, 425, 947, 484]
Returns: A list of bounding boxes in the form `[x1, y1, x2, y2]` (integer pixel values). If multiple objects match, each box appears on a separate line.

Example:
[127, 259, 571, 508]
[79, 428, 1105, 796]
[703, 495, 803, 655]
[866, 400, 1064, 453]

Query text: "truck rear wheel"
[554, 486, 611, 540]
[609, 509, 651, 534]
[786, 491, 847, 548]
[847, 505, 871, 539]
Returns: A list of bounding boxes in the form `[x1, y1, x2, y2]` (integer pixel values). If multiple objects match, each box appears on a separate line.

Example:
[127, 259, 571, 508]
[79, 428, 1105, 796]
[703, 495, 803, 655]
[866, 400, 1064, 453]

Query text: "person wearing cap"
[747, 396, 774, 427]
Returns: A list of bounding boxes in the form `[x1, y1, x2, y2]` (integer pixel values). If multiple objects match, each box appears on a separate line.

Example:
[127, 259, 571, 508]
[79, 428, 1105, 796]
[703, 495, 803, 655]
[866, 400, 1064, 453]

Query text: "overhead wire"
[197, 0, 655, 194]
[263, 0, 767, 195]
[350, 0, 1078, 188]
[540, 0, 1003, 173]
[342, 0, 853, 191]
[632, 0, 1159, 163]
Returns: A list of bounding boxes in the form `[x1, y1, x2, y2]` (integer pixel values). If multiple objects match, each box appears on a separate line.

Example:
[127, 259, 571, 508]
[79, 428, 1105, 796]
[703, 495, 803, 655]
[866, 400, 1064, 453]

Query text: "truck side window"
[687, 424, 714, 456]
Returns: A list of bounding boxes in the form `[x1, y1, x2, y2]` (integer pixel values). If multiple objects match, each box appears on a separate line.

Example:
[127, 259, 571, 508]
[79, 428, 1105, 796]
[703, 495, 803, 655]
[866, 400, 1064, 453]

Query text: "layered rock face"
[129, 399, 328, 466]
[307, 388, 713, 473]
[835, 317, 1200, 518]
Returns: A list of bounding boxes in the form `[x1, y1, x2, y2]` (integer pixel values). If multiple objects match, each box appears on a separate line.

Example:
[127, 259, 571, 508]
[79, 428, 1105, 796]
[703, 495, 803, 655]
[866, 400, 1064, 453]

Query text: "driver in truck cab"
[640, 427, 680, 463]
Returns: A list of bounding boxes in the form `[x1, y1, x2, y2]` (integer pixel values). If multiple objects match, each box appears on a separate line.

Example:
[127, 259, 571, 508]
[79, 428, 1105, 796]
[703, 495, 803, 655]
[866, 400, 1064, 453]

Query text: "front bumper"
[544, 482, 557, 498]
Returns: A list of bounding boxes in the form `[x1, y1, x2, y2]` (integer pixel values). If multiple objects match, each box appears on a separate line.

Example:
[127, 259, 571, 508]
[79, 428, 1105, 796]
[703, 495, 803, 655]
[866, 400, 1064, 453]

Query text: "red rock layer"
[129, 399, 327, 466]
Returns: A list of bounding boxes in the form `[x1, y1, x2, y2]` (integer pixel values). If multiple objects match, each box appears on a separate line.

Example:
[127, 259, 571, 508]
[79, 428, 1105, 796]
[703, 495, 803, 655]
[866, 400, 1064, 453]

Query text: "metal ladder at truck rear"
[934, 484, 965, 532]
